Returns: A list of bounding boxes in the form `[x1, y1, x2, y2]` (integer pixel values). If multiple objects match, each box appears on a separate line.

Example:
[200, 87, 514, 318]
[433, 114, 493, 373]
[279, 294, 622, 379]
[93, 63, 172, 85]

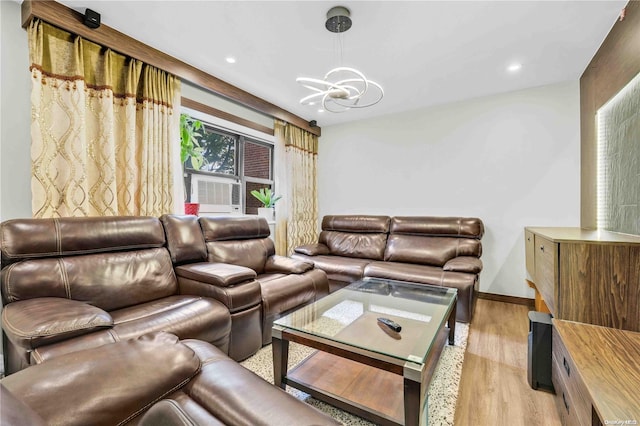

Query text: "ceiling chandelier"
[296, 6, 384, 113]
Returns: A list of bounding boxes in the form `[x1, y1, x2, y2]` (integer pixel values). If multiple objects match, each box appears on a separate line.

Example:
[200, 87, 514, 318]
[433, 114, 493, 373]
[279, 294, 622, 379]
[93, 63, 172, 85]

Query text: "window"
[184, 113, 274, 215]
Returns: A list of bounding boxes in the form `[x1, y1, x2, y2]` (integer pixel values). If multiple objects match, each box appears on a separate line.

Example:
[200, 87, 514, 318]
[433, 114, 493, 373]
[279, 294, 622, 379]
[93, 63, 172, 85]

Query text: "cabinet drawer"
[534, 235, 557, 315]
[552, 328, 591, 426]
[525, 229, 535, 279]
[551, 355, 578, 426]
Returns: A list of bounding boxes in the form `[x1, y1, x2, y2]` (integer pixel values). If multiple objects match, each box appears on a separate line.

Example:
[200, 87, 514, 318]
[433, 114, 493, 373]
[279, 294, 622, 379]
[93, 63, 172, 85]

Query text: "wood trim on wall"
[477, 292, 535, 308]
[182, 98, 275, 137]
[580, 2, 639, 228]
[21, 0, 320, 137]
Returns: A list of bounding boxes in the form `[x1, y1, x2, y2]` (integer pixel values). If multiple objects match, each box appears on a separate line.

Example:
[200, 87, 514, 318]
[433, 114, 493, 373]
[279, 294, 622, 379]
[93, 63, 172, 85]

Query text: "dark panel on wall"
[580, 2, 640, 228]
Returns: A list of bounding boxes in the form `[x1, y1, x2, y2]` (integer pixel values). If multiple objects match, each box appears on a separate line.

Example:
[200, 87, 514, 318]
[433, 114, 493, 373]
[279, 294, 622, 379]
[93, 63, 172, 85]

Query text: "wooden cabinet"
[551, 323, 593, 425]
[525, 227, 640, 332]
[552, 320, 640, 426]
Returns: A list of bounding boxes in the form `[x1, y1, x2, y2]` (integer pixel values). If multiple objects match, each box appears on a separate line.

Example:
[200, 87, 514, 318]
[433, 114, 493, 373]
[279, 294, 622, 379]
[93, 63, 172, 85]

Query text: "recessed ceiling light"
[225, 56, 237, 64]
[507, 63, 522, 73]
[318, 109, 325, 113]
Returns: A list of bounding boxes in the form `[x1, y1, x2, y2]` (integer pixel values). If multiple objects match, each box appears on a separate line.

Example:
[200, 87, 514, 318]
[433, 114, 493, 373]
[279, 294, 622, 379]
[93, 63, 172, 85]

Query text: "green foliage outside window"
[198, 131, 236, 175]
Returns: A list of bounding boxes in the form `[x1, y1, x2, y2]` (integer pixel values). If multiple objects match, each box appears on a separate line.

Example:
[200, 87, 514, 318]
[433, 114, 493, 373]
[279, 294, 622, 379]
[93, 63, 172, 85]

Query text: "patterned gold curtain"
[274, 120, 319, 255]
[28, 20, 178, 217]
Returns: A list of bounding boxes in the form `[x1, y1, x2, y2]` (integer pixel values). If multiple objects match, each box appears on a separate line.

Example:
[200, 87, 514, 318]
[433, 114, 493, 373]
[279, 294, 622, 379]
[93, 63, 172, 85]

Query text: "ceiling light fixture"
[225, 56, 237, 64]
[507, 62, 522, 73]
[296, 6, 384, 113]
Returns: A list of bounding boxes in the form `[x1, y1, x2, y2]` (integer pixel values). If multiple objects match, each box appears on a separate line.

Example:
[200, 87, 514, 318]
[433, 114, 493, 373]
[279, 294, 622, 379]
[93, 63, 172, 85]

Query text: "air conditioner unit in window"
[190, 174, 241, 214]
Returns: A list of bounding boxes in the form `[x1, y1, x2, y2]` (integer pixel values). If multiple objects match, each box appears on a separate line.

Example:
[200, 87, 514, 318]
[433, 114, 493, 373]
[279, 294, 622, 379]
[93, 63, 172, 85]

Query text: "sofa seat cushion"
[364, 261, 474, 287]
[291, 254, 370, 283]
[1, 332, 201, 426]
[178, 339, 341, 426]
[258, 274, 316, 316]
[32, 329, 120, 365]
[364, 261, 477, 322]
[111, 296, 231, 346]
[2, 298, 113, 350]
[257, 273, 317, 345]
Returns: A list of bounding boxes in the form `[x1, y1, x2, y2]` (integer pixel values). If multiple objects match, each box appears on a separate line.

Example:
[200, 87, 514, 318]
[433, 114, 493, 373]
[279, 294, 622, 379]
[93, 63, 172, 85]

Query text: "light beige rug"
[241, 322, 469, 425]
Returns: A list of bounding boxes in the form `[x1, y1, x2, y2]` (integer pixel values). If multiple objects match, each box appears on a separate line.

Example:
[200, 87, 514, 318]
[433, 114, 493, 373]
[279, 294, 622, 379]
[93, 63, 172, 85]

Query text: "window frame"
[181, 106, 276, 215]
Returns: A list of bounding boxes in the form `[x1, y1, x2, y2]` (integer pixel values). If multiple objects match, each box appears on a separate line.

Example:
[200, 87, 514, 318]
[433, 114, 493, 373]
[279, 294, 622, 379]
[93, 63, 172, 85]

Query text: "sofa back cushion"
[199, 216, 273, 273]
[321, 215, 391, 233]
[0, 217, 178, 309]
[160, 214, 207, 264]
[1, 216, 166, 265]
[319, 215, 390, 260]
[389, 216, 484, 238]
[384, 217, 483, 267]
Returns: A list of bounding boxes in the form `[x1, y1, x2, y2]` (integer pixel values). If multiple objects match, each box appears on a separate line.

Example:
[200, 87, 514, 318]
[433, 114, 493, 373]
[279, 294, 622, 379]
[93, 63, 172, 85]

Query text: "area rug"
[241, 322, 469, 425]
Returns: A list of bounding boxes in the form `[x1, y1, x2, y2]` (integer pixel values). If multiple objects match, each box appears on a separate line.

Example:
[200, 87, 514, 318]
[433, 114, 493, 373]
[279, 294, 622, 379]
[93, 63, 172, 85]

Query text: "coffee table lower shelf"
[274, 324, 450, 426]
[286, 351, 405, 425]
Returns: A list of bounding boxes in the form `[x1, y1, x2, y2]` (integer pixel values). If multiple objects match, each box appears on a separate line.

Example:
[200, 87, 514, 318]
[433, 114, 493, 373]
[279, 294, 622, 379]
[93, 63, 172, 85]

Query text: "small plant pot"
[184, 202, 200, 215]
[257, 207, 275, 222]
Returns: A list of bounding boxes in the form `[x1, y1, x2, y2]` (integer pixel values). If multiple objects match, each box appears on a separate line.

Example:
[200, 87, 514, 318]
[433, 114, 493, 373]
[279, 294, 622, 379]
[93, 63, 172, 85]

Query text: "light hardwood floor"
[454, 299, 561, 425]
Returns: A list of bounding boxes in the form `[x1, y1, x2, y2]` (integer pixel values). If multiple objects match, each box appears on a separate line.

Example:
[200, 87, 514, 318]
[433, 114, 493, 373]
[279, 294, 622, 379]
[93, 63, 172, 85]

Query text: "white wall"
[1, 1, 32, 220]
[319, 81, 581, 298]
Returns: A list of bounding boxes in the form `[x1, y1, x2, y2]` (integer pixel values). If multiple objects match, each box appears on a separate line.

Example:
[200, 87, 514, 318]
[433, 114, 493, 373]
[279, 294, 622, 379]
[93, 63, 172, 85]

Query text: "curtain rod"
[21, 0, 321, 137]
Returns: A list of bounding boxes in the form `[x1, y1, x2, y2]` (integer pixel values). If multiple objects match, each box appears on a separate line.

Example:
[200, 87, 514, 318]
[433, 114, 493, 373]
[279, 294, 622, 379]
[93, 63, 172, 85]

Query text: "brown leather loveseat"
[292, 215, 484, 322]
[0, 332, 339, 426]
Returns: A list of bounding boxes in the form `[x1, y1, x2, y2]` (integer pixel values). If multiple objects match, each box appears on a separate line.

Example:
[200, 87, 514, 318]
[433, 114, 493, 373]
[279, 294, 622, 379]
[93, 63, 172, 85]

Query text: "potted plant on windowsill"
[250, 188, 281, 222]
[180, 114, 206, 215]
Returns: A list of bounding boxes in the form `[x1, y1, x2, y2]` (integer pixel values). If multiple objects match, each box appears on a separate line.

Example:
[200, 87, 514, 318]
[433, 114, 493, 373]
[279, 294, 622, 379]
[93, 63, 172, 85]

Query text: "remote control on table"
[377, 317, 402, 332]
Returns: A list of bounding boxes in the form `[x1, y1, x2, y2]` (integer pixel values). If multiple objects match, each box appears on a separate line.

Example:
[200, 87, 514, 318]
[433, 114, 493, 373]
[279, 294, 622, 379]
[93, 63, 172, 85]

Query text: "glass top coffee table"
[272, 278, 457, 426]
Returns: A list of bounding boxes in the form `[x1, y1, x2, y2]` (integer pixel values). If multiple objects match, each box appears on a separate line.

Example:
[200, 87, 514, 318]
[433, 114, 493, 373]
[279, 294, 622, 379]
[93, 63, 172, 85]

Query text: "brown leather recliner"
[292, 215, 484, 322]
[0, 332, 339, 426]
[165, 215, 329, 352]
[0, 217, 231, 375]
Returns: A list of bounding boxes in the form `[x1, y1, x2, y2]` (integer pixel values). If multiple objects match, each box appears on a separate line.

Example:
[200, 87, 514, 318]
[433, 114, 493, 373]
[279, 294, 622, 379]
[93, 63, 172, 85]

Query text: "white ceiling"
[57, 0, 627, 128]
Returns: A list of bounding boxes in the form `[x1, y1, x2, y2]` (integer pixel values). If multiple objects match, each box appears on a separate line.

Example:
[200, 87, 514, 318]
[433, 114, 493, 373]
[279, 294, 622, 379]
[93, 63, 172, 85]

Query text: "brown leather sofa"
[292, 215, 484, 322]
[1, 215, 328, 374]
[0, 216, 231, 375]
[0, 332, 339, 426]
[163, 215, 329, 351]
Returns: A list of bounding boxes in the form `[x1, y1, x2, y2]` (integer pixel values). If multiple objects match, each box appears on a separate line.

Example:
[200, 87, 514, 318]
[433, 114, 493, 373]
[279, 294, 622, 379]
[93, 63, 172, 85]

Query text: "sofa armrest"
[1, 332, 201, 426]
[443, 257, 483, 274]
[294, 243, 330, 256]
[1, 384, 47, 426]
[175, 263, 256, 287]
[264, 255, 313, 274]
[2, 298, 113, 350]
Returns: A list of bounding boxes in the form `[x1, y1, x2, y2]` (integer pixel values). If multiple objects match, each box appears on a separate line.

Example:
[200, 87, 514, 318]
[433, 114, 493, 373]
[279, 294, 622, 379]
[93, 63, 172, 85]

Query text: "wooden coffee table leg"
[272, 329, 289, 390]
[404, 373, 427, 426]
[448, 300, 456, 345]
